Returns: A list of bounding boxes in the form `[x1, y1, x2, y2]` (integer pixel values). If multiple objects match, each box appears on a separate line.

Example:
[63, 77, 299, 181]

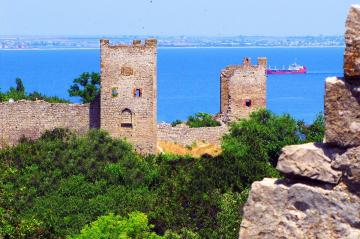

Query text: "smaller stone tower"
[100, 39, 157, 154]
[220, 57, 267, 122]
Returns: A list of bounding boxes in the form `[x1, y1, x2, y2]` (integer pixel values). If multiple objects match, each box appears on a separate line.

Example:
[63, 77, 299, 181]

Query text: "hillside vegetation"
[0, 110, 324, 238]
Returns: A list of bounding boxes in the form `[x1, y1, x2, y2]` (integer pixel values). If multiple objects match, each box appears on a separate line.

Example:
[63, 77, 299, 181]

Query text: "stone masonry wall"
[220, 57, 267, 122]
[100, 39, 157, 154]
[0, 100, 90, 147]
[157, 123, 228, 146]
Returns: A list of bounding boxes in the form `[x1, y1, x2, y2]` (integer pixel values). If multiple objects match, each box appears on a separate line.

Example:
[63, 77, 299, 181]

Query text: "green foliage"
[0, 78, 69, 103]
[68, 72, 100, 103]
[216, 190, 249, 239]
[164, 228, 201, 239]
[15, 78, 25, 93]
[0, 109, 325, 239]
[298, 113, 325, 143]
[68, 212, 162, 239]
[186, 112, 221, 128]
[171, 119, 183, 127]
[223, 109, 302, 167]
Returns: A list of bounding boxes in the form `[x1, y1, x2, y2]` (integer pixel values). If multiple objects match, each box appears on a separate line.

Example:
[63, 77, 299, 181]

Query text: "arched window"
[121, 108, 133, 128]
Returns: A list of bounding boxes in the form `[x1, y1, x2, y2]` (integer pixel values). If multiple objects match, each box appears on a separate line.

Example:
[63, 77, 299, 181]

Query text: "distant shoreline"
[0, 46, 345, 51]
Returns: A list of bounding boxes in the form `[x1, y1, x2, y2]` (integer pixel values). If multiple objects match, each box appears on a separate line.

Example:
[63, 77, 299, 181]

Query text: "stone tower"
[220, 57, 267, 122]
[100, 39, 157, 154]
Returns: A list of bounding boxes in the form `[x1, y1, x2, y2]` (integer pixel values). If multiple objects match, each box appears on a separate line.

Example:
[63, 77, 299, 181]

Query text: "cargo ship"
[266, 63, 307, 75]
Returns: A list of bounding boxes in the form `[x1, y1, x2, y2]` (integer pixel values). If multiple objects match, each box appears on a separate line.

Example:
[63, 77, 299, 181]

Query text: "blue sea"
[0, 47, 344, 123]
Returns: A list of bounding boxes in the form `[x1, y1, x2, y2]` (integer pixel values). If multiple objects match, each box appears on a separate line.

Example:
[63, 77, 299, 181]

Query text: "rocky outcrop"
[332, 146, 360, 191]
[239, 5, 360, 239]
[277, 143, 342, 184]
[240, 179, 360, 239]
[344, 5, 360, 78]
[325, 77, 360, 148]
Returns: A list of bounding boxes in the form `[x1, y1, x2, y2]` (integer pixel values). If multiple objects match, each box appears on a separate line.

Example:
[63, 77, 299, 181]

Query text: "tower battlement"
[100, 38, 158, 48]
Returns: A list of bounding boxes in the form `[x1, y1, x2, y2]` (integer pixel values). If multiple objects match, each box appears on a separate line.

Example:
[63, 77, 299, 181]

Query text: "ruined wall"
[100, 39, 157, 154]
[239, 6, 360, 238]
[220, 57, 267, 122]
[157, 123, 228, 146]
[0, 100, 90, 147]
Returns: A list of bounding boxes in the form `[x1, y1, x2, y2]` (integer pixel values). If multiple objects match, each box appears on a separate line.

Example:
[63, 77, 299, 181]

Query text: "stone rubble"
[239, 5, 360, 239]
[276, 143, 342, 184]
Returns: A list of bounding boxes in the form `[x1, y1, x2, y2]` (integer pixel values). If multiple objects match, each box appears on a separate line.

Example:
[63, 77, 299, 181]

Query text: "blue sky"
[0, 0, 357, 36]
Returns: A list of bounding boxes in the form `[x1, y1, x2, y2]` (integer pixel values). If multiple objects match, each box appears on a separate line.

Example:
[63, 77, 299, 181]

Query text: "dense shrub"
[186, 112, 221, 128]
[68, 212, 163, 239]
[0, 109, 324, 238]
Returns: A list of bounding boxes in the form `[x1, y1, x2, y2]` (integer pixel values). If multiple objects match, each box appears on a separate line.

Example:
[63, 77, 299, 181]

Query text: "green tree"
[222, 109, 302, 167]
[68, 72, 100, 103]
[297, 113, 325, 143]
[15, 78, 25, 93]
[68, 212, 163, 239]
[186, 112, 221, 128]
[0, 78, 69, 103]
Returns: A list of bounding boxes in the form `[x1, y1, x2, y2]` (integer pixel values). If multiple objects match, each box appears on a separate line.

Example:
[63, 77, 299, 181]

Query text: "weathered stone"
[277, 143, 342, 184]
[239, 178, 360, 239]
[220, 57, 267, 122]
[344, 5, 360, 78]
[332, 146, 360, 191]
[325, 77, 360, 148]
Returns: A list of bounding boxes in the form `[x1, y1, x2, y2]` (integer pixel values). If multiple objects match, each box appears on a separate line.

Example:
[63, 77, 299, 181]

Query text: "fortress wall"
[0, 100, 90, 147]
[157, 123, 229, 146]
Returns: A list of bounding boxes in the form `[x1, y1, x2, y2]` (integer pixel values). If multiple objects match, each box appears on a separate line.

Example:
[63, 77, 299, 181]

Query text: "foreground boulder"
[277, 143, 342, 184]
[239, 178, 360, 239]
[325, 77, 360, 148]
[332, 146, 360, 191]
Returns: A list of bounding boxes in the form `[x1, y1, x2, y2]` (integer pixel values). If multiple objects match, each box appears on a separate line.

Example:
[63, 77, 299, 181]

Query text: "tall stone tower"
[100, 39, 157, 154]
[220, 57, 267, 122]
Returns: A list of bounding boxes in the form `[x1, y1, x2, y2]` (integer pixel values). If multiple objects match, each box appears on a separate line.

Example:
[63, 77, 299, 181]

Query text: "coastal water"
[0, 47, 343, 123]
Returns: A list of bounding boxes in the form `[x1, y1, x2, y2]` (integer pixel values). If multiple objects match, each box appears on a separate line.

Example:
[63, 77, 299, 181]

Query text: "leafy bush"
[68, 212, 162, 239]
[297, 113, 325, 143]
[186, 112, 221, 128]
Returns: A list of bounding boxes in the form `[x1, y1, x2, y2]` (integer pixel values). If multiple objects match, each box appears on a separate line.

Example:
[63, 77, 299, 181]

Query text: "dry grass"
[157, 140, 222, 158]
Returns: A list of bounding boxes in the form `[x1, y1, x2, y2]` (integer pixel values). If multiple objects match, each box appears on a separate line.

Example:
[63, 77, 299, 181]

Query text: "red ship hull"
[266, 67, 307, 75]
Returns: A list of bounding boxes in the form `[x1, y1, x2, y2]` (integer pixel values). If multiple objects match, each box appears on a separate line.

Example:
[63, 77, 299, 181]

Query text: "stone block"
[344, 5, 360, 78]
[277, 143, 342, 184]
[325, 77, 360, 148]
[332, 146, 360, 191]
[239, 178, 360, 239]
